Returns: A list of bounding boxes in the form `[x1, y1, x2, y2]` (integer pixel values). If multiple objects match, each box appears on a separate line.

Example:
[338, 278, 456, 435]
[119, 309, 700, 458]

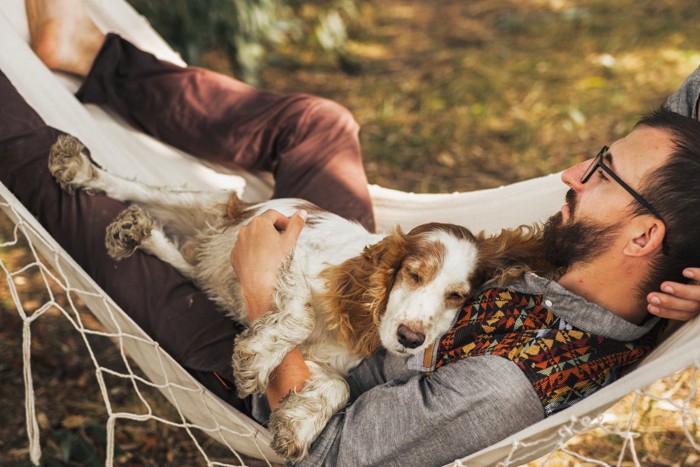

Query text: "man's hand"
[230, 209, 307, 322]
[647, 267, 700, 321]
[229, 208, 311, 409]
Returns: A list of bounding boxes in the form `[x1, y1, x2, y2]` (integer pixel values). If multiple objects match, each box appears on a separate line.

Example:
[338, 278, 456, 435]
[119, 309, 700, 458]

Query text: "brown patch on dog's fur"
[473, 224, 560, 288]
[395, 236, 445, 291]
[292, 201, 326, 227]
[221, 192, 255, 227]
[400, 222, 478, 289]
[408, 222, 477, 243]
[401, 222, 479, 292]
[319, 229, 408, 358]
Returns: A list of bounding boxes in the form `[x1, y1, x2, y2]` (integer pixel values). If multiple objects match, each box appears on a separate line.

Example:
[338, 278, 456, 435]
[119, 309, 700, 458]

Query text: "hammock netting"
[1, 0, 699, 465]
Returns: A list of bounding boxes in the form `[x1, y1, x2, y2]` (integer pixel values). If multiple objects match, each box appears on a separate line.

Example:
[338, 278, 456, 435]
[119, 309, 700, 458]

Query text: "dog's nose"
[397, 324, 425, 349]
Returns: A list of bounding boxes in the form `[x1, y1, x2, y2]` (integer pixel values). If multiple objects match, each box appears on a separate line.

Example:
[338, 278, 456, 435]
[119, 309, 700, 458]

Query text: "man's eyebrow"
[603, 150, 615, 171]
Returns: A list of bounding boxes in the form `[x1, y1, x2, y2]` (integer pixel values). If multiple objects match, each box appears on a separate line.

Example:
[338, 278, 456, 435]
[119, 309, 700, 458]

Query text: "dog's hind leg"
[49, 134, 104, 194]
[269, 362, 350, 462]
[106, 205, 195, 278]
[49, 134, 232, 213]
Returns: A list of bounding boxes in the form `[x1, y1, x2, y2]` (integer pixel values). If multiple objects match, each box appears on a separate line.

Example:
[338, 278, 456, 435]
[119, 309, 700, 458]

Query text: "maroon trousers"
[0, 34, 373, 410]
[78, 34, 374, 230]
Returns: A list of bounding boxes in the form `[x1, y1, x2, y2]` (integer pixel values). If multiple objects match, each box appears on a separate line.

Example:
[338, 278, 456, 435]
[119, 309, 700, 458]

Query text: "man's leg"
[0, 69, 248, 412]
[27, 0, 375, 231]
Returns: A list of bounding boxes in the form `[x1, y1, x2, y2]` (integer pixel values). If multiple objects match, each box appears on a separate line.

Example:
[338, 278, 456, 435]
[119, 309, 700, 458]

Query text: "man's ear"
[623, 217, 666, 257]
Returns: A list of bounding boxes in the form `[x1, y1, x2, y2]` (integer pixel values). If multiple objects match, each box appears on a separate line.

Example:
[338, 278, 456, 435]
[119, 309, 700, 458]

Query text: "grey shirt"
[255, 274, 659, 467]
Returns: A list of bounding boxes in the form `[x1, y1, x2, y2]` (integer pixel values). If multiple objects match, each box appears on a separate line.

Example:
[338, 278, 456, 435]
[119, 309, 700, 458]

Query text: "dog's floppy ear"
[320, 228, 408, 357]
[363, 228, 408, 316]
[473, 224, 556, 287]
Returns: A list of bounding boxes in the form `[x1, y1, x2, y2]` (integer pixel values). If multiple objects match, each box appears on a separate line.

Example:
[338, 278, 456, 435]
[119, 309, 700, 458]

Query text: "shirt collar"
[503, 272, 659, 341]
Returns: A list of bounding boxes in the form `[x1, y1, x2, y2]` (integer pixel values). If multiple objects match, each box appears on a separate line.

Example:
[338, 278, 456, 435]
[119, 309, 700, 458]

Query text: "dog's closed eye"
[408, 271, 422, 284]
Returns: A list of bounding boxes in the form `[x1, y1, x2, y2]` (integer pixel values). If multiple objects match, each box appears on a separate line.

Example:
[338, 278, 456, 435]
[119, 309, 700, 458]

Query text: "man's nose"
[561, 159, 591, 191]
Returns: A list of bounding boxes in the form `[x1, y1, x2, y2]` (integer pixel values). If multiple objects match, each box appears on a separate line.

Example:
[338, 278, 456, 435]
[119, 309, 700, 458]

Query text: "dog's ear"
[320, 229, 407, 357]
[363, 228, 408, 316]
[221, 193, 254, 228]
[473, 224, 556, 287]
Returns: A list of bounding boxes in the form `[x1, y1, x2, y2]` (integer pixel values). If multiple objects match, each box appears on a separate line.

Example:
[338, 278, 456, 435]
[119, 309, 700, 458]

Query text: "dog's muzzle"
[397, 324, 426, 349]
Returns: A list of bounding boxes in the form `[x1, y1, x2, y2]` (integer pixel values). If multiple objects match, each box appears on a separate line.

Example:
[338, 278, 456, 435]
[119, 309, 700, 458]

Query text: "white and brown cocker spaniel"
[48, 135, 546, 462]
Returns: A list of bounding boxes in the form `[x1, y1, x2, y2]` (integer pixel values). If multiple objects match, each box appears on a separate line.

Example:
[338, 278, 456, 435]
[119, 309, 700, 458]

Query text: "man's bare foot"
[25, 0, 105, 77]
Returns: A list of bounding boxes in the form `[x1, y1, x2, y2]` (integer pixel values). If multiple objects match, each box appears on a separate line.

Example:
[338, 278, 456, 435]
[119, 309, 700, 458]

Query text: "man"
[2, 0, 699, 464]
[231, 108, 700, 465]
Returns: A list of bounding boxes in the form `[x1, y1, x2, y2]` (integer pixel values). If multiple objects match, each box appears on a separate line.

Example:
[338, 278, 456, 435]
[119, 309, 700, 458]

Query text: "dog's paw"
[269, 403, 310, 463]
[268, 366, 349, 462]
[48, 135, 101, 194]
[105, 205, 153, 261]
[231, 324, 276, 399]
[231, 328, 270, 398]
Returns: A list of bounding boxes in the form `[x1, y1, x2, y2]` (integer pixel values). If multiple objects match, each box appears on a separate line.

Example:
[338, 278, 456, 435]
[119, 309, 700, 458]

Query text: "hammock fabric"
[0, 1, 698, 465]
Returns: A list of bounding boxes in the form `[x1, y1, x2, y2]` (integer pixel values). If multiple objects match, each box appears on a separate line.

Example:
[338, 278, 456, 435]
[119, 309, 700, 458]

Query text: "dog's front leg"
[269, 361, 350, 463]
[232, 254, 315, 397]
[232, 299, 314, 398]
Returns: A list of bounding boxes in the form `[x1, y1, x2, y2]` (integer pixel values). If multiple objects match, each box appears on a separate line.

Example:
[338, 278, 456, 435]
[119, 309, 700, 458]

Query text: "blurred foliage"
[126, 0, 360, 84]
[256, 0, 700, 193]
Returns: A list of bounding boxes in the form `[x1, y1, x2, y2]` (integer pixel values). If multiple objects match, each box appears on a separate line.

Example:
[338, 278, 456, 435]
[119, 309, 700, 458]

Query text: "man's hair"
[634, 107, 700, 298]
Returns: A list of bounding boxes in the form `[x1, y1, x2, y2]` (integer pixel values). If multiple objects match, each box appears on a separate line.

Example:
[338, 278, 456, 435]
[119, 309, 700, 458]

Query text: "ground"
[1, 0, 700, 465]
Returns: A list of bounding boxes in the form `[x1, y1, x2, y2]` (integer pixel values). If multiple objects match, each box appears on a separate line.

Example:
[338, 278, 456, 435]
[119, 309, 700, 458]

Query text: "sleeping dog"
[48, 134, 547, 461]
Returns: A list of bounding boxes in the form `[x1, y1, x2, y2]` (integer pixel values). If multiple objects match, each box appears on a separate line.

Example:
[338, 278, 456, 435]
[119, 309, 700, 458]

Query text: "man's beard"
[542, 190, 620, 270]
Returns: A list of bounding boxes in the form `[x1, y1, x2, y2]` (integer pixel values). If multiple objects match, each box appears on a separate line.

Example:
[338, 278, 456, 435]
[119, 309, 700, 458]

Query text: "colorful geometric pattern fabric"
[434, 288, 666, 416]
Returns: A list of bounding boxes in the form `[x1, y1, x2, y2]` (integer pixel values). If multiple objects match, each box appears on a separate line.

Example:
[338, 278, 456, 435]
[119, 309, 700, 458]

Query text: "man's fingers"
[645, 269, 700, 322]
[659, 280, 700, 302]
[682, 267, 700, 281]
[648, 283, 700, 321]
[282, 210, 307, 242]
[257, 209, 289, 230]
[647, 303, 698, 321]
[648, 292, 699, 312]
[257, 208, 307, 236]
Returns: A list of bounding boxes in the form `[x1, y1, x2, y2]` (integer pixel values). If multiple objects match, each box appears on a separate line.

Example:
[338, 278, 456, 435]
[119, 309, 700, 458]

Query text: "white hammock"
[1, 1, 698, 465]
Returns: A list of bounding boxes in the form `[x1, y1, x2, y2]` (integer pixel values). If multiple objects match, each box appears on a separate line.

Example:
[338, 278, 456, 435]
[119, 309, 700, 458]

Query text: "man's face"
[543, 126, 674, 268]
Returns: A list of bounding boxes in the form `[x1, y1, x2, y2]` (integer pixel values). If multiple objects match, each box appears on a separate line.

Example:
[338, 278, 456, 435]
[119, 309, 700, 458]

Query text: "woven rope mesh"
[1, 188, 699, 466]
[0, 190, 276, 466]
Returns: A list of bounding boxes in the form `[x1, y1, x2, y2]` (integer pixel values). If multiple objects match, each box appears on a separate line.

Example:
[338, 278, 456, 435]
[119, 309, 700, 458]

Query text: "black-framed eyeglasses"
[581, 145, 669, 255]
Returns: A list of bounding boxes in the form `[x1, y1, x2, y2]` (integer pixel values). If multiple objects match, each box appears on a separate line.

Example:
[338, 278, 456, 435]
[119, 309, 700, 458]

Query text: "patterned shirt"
[289, 273, 662, 466]
[426, 283, 664, 416]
